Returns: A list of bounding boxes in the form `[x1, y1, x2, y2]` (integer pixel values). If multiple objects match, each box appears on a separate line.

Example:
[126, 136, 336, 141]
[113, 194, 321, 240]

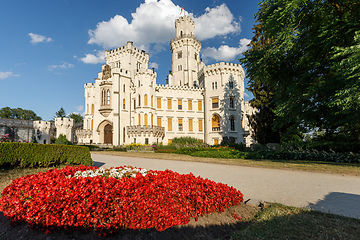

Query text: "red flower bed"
[0, 165, 243, 234]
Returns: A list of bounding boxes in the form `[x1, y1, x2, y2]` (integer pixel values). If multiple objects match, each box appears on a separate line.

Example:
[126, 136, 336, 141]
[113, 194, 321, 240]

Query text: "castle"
[76, 16, 254, 146]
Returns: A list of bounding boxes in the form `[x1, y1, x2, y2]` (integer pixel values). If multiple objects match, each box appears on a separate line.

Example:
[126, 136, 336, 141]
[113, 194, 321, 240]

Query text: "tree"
[54, 107, 66, 119]
[241, 0, 360, 142]
[68, 113, 84, 124]
[55, 134, 72, 145]
[0, 107, 42, 120]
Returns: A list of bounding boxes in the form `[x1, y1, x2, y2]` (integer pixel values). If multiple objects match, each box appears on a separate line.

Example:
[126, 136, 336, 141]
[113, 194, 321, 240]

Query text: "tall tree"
[68, 113, 84, 124]
[241, 0, 360, 142]
[54, 107, 66, 119]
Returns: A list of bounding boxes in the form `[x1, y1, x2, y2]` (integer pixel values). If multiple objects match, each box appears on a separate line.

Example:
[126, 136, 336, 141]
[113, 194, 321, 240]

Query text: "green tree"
[241, 0, 360, 142]
[0, 107, 42, 120]
[68, 113, 84, 124]
[55, 134, 72, 145]
[54, 107, 66, 119]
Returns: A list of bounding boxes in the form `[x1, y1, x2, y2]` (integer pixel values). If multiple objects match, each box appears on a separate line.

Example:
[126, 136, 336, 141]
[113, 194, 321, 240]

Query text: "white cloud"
[28, 33, 53, 44]
[194, 4, 240, 40]
[48, 62, 74, 71]
[201, 38, 251, 62]
[80, 51, 105, 64]
[87, 1, 240, 49]
[149, 62, 159, 69]
[0, 71, 19, 80]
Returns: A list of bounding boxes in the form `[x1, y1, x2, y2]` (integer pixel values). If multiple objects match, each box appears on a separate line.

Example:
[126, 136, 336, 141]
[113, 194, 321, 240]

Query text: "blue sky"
[0, 0, 259, 121]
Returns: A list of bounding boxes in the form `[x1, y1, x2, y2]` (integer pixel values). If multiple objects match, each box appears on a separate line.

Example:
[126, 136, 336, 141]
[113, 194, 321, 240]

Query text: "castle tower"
[170, 16, 201, 87]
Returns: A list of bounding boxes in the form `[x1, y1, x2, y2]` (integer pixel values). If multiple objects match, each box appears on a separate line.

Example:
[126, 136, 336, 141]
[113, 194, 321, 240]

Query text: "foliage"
[220, 141, 246, 151]
[241, 0, 360, 142]
[171, 137, 203, 145]
[0, 142, 93, 168]
[54, 107, 66, 119]
[54, 134, 72, 145]
[0, 106, 42, 120]
[78, 144, 100, 151]
[0, 165, 243, 235]
[67, 113, 84, 124]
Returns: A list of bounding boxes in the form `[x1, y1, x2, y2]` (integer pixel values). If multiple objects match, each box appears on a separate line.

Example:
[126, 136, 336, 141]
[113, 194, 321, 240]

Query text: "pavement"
[91, 153, 360, 219]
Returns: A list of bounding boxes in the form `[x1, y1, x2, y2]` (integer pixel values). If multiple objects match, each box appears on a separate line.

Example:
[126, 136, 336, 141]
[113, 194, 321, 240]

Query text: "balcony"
[126, 125, 165, 138]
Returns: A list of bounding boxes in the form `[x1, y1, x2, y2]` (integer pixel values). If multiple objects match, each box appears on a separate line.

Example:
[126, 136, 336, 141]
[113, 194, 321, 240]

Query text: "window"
[188, 100, 192, 110]
[178, 118, 183, 131]
[189, 119, 193, 132]
[91, 104, 94, 114]
[101, 90, 105, 105]
[91, 119, 93, 130]
[198, 119, 203, 132]
[178, 65, 182, 71]
[138, 114, 141, 125]
[177, 51, 182, 59]
[212, 115, 220, 131]
[194, 53, 198, 60]
[212, 82, 214, 90]
[106, 90, 110, 105]
[180, 31, 183, 37]
[157, 98, 162, 109]
[168, 139, 172, 145]
[138, 80, 140, 87]
[212, 98, 219, 109]
[230, 116, 235, 131]
[123, 99, 126, 109]
[230, 97, 234, 109]
[157, 117, 162, 127]
[151, 96, 153, 107]
[137, 62, 141, 69]
[229, 81, 234, 89]
[198, 100, 202, 111]
[151, 113, 153, 126]
[215, 82, 217, 89]
[144, 113, 148, 126]
[168, 118, 172, 131]
[178, 99, 182, 110]
[86, 104, 89, 114]
[145, 138, 149, 144]
[87, 119, 89, 130]
[134, 99, 136, 109]
[144, 94, 148, 106]
[214, 139, 219, 145]
[167, 98, 172, 109]
[138, 95, 141, 107]
[123, 84, 126, 92]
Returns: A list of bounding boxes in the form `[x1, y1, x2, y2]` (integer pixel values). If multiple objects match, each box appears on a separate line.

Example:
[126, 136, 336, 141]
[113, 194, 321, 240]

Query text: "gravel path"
[92, 153, 360, 219]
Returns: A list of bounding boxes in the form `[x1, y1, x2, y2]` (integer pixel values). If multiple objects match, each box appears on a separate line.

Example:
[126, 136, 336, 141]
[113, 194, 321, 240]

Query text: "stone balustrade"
[126, 125, 165, 138]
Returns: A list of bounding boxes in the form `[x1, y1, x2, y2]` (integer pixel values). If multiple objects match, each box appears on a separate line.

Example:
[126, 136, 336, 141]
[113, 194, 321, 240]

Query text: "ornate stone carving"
[102, 65, 111, 80]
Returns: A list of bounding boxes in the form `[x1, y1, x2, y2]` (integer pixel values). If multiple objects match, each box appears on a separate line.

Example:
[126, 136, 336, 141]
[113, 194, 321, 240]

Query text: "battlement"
[156, 84, 204, 92]
[203, 62, 245, 77]
[134, 68, 157, 78]
[175, 16, 195, 26]
[105, 41, 149, 64]
[84, 83, 94, 88]
[55, 117, 74, 128]
[170, 36, 201, 52]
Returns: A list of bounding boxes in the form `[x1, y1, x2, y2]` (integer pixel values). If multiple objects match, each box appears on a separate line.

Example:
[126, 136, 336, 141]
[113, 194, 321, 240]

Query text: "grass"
[93, 151, 360, 177]
[1, 166, 360, 239]
[233, 203, 360, 239]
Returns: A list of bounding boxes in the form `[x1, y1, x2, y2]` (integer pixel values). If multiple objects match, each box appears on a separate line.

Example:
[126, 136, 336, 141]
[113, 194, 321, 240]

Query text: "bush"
[79, 145, 100, 151]
[0, 142, 93, 169]
[55, 134, 72, 145]
[172, 137, 202, 145]
[220, 141, 246, 151]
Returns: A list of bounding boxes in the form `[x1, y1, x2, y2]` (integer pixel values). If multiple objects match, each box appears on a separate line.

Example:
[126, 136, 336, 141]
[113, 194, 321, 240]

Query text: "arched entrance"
[104, 124, 113, 144]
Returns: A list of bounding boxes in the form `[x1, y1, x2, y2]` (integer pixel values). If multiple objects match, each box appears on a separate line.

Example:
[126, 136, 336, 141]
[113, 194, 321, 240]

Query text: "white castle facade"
[77, 16, 254, 146]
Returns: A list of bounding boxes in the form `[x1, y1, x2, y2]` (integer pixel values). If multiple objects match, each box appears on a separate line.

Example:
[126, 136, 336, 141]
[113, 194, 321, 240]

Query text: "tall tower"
[170, 16, 201, 87]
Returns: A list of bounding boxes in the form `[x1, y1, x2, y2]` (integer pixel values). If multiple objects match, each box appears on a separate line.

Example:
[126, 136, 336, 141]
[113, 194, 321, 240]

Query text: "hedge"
[0, 143, 93, 169]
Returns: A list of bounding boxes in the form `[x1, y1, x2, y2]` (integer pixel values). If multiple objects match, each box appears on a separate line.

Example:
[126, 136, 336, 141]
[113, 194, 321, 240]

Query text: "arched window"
[180, 31, 183, 37]
[91, 119, 93, 130]
[212, 115, 220, 131]
[144, 94, 148, 106]
[86, 104, 89, 114]
[106, 90, 110, 105]
[91, 104, 94, 113]
[138, 95, 141, 107]
[151, 113, 153, 126]
[87, 119, 89, 130]
[101, 90, 105, 106]
[151, 96, 154, 107]
[230, 116, 235, 131]
[144, 113, 148, 126]
[123, 99, 126, 109]
[138, 114, 141, 126]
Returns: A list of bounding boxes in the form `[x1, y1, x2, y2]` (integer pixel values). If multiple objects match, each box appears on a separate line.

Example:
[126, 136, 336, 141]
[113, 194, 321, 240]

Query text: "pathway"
[91, 153, 360, 219]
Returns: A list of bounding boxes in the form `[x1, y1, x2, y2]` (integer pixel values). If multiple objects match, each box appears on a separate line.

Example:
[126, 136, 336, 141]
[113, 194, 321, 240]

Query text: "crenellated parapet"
[170, 37, 201, 53]
[156, 84, 204, 93]
[105, 41, 149, 65]
[134, 68, 157, 79]
[202, 62, 245, 79]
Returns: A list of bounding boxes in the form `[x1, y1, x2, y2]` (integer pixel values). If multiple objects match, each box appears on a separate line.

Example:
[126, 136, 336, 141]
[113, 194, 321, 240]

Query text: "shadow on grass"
[308, 192, 360, 219]
[2, 204, 360, 240]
